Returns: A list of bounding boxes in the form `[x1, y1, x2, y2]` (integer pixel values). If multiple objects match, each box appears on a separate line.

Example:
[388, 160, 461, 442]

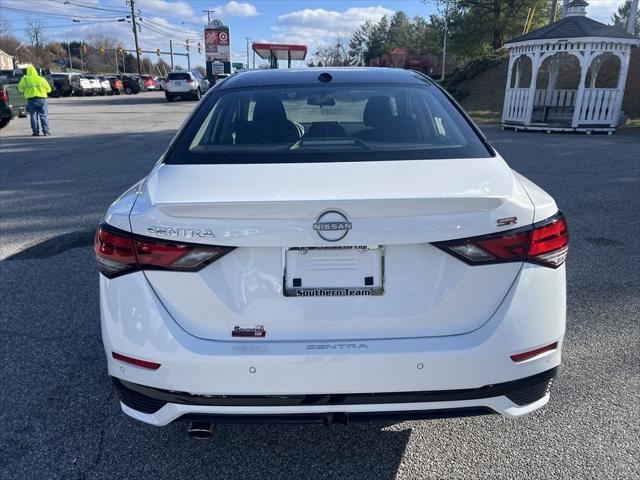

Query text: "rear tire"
[193, 88, 201, 101]
[165, 93, 174, 102]
[125, 87, 132, 94]
[0, 117, 10, 130]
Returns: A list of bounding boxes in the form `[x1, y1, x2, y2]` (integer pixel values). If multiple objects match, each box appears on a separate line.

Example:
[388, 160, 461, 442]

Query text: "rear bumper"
[112, 368, 556, 425]
[166, 87, 196, 94]
[101, 264, 565, 426]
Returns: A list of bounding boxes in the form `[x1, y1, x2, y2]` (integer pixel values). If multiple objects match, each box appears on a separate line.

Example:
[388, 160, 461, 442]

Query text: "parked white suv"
[164, 70, 209, 102]
[96, 68, 567, 434]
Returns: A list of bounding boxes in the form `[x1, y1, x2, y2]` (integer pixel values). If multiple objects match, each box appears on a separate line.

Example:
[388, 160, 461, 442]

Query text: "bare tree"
[313, 36, 352, 67]
[26, 20, 44, 47]
[0, 13, 11, 36]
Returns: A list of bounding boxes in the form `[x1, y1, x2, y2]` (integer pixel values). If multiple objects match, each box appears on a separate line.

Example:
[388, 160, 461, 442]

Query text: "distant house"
[0, 50, 13, 70]
[369, 48, 456, 76]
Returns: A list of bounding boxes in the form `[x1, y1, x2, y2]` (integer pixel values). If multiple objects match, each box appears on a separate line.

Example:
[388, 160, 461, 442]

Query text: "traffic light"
[185, 39, 190, 52]
[118, 47, 124, 55]
[81, 44, 87, 54]
[156, 48, 161, 57]
[137, 48, 142, 56]
[196, 42, 201, 54]
[99, 46, 105, 55]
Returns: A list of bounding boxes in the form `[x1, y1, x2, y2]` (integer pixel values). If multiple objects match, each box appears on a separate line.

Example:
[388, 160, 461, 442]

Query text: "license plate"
[174, 81, 182, 86]
[284, 247, 383, 297]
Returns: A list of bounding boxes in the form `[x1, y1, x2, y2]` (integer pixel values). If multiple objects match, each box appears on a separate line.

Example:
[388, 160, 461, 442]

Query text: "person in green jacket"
[18, 65, 52, 136]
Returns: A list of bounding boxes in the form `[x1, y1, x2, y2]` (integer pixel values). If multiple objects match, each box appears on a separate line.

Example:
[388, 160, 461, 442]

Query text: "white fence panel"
[577, 89, 620, 125]
[503, 88, 530, 122]
[534, 89, 577, 107]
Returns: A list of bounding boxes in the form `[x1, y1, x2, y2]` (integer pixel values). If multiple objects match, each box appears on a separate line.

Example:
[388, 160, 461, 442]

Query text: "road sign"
[212, 61, 224, 74]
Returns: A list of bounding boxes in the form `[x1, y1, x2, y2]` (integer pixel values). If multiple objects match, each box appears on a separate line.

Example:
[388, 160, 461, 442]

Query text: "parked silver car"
[164, 70, 209, 101]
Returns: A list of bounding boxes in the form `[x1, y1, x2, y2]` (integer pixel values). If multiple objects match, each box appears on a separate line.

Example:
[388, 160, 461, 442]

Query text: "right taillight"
[94, 223, 235, 279]
[0, 87, 8, 102]
[433, 211, 568, 268]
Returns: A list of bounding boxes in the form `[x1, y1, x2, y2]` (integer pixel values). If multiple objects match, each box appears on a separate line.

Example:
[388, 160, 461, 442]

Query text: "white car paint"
[78, 77, 92, 95]
[97, 70, 567, 427]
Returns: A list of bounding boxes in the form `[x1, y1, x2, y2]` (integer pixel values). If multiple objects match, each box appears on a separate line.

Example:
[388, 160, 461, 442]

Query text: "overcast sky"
[1, 0, 626, 67]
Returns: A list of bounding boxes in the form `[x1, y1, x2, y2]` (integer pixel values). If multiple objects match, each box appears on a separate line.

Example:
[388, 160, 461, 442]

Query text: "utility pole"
[67, 42, 73, 70]
[127, 0, 142, 74]
[169, 40, 174, 70]
[203, 10, 215, 24]
[441, 0, 449, 81]
[79, 43, 84, 71]
[628, 0, 639, 35]
[187, 53, 191, 69]
[114, 48, 118, 73]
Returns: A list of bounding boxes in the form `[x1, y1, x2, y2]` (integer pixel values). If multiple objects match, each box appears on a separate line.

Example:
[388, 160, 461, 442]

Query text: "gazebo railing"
[534, 89, 577, 107]
[576, 88, 622, 125]
[503, 88, 530, 122]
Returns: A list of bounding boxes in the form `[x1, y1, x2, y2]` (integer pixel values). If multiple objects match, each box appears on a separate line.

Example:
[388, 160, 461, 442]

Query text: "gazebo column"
[611, 47, 631, 127]
[571, 47, 593, 128]
[502, 54, 517, 122]
[546, 55, 559, 106]
[523, 51, 542, 126]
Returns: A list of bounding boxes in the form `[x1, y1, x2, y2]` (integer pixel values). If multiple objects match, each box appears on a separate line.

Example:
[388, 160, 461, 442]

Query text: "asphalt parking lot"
[0, 92, 638, 479]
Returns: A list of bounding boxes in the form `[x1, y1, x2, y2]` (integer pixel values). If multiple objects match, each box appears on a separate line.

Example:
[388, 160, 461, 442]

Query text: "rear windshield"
[168, 72, 191, 80]
[166, 83, 491, 164]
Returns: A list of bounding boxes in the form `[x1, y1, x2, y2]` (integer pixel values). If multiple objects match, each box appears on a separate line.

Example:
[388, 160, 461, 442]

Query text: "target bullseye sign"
[204, 21, 231, 62]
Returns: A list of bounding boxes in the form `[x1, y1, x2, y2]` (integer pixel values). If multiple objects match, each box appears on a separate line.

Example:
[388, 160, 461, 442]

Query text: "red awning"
[252, 43, 307, 61]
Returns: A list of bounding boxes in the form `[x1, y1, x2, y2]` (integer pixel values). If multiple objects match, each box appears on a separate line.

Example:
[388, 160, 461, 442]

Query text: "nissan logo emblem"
[313, 210, 352, 242]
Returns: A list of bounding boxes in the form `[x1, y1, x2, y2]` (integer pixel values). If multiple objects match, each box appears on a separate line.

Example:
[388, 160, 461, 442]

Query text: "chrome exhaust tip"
[188, 421, 214, 439]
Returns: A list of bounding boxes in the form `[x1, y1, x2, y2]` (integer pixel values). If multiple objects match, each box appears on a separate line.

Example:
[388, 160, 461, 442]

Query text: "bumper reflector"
[112, 352, 161, 370]
[510, 342, 558, 362]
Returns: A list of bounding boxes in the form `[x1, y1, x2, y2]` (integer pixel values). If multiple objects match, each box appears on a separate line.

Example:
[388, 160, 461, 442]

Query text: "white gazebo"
[502, 0, 638, 133]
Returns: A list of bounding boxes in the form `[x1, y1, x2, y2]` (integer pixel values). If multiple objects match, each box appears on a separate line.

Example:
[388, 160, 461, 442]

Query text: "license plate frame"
[283, 246, 384, 297]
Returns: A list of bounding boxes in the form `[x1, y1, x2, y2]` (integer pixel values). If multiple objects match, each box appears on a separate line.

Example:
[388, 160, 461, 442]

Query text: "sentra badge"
[146, 226, 215, 238]
[313, 210, 352, 242]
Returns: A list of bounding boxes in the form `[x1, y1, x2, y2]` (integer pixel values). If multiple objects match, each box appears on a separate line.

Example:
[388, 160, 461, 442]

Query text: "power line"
[7, 19, 130, 31]
[137, 16, 198, 36]
[22, 0, 130, 14]
[0, 5, 123, 19]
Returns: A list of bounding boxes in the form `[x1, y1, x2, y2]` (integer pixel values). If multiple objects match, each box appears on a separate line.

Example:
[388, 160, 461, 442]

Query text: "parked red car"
[106, 77, 124, 95]
[140, 75, 156, 91]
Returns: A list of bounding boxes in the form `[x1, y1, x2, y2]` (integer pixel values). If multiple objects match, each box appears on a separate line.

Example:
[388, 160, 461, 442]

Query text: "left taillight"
[433, 211, 568, 268]
[0, 87, 8, 102]
[94, 223, 235, 279]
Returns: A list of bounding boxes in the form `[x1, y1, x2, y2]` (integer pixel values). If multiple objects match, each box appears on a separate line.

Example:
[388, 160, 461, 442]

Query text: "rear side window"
[168, 73, 191, 80]
[166, 83, 491, 164]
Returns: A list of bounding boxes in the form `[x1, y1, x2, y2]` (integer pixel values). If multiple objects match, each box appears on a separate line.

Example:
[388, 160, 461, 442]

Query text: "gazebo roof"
[506, 15, 636, 45]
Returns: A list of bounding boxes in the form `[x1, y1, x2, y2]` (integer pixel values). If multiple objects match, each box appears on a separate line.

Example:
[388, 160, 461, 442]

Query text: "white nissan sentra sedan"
[96, 68, 568, 434]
